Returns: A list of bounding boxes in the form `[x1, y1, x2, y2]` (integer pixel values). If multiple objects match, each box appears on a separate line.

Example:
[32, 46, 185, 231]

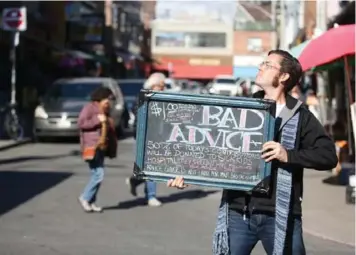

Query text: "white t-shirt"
[276, 104, 285, 117]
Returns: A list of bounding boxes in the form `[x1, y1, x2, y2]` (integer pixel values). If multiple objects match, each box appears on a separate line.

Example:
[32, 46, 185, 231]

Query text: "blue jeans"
[144, 181, 157, 200]
[228, 210, 306, 255]
[81, 150, 104, 203]
[130, 177, 157, 200]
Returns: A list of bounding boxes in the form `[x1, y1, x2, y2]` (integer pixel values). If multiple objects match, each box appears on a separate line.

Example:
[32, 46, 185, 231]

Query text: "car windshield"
[45, 82, 102, 100]
[119, 81, 144, 96]
[215, 78, 236, 84]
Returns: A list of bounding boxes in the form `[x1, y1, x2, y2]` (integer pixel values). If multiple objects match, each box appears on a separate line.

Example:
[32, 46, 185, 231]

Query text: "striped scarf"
[213, 111, 300, 255]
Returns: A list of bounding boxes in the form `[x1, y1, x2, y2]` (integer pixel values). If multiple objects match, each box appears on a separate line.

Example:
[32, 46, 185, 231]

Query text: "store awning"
[154, 65, 232, 79]
[233, 66, 258, 79]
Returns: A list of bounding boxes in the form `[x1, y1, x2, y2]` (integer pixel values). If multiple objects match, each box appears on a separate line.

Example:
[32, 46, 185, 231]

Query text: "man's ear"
[279, 73, 290, 83]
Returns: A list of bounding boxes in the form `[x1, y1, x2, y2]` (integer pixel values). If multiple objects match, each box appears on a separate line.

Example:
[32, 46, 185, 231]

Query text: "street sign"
[2, 7, 27, 31]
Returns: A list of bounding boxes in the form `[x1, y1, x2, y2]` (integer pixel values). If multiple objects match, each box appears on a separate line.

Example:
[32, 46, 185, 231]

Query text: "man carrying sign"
[168, 50, 338, 255]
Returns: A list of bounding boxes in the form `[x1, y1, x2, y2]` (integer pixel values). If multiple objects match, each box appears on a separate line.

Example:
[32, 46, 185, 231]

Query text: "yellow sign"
[189, 58, 221, 66]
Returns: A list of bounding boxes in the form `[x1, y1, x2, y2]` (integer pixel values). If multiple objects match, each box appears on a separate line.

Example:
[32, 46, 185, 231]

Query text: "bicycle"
[0, 103, 24, 141]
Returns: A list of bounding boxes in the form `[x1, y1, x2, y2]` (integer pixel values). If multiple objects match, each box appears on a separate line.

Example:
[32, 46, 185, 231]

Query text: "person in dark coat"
[167, 50, 338, 255]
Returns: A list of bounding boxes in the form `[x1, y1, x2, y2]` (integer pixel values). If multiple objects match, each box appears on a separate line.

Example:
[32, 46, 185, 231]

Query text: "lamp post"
[315, 0, 328, 127]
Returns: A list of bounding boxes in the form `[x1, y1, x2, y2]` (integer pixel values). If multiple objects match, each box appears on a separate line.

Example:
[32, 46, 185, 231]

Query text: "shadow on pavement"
[0, 171, 72, 216]
[104, 189, 219, 210]
[0, 151, 80, 165]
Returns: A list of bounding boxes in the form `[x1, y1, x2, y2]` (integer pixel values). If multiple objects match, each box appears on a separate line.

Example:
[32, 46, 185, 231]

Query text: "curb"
[0, 138, 31, 152]
[304, 228, 356, 247]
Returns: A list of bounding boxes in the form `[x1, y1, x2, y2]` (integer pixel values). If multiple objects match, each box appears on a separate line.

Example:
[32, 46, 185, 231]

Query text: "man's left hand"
[261, 141, 288, 163]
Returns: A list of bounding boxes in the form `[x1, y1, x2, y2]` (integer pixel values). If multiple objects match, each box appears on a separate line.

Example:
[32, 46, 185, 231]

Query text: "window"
[215, 78, 236, 84]
[155, 31, 226, 48]
[186, 32, 226, 48]
[247, 38, 262, 52]
[155, 32, 185, 47]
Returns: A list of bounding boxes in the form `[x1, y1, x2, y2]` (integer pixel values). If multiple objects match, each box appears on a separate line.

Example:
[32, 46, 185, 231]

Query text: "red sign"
[2, 7, 27, 31]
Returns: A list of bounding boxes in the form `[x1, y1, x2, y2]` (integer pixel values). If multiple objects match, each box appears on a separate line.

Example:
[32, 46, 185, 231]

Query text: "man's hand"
[98, 114, 106, 123]
[167, 176, 188, 189]
[261, 141, 288, 163]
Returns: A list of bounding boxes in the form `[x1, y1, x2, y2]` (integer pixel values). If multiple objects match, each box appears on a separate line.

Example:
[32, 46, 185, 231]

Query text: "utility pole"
[315, 0, 328, 126]
[271, 0, 277, 49]
[104, 0, 114, 77]
[279, 0, 287, 50]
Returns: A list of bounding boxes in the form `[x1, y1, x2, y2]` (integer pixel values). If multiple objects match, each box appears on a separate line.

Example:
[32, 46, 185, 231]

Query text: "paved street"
[0, 138, 354, 255]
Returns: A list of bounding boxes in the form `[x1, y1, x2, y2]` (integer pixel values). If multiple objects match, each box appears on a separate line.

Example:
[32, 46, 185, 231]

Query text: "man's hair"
[268, 50, 303, 93]
[90, 87, 113, 102]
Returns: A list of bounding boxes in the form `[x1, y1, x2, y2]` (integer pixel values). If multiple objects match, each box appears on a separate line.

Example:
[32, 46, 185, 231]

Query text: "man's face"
[255, 54, 283, 90]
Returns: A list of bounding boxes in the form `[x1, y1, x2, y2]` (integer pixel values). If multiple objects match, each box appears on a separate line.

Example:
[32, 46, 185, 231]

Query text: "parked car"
[117, 79, 145, 128]
[33, 77, 125, 140]
[209, 75, 242, 96]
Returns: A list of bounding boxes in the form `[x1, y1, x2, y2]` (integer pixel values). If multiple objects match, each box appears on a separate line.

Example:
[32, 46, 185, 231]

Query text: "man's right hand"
[167, 176, 188, 189]
[98, 114, 106, 122]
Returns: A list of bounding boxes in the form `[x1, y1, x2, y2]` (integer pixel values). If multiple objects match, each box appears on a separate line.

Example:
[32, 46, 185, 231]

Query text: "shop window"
[155, 31, 226, 48]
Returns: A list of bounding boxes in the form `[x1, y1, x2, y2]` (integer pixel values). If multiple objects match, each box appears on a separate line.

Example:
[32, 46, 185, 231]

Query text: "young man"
[168, 50, 338, 254]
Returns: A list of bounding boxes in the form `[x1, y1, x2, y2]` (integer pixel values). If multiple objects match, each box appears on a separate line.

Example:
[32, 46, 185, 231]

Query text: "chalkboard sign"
[134, 90, 276, 192]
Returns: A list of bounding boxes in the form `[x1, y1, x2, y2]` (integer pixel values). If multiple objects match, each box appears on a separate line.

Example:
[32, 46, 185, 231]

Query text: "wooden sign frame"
[134, 90, 276, 192]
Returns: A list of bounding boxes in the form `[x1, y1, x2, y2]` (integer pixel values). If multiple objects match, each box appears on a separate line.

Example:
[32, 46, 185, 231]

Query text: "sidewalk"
[0, 138, 31, 152]
[302, 169, 355, 246]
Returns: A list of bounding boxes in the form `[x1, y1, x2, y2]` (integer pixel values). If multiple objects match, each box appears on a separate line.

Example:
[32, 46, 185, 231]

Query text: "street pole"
[104, 0, 114, 77]
[271, 0, 277, 49]
[279, 0, 286, 50]
[10, 31, 19, 105]
[315, 0, 328, 126]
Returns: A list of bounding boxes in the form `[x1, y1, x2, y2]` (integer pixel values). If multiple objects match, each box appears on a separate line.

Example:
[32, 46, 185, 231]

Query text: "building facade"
[150, 1, 236, 80]
[233, 1, 275, 80]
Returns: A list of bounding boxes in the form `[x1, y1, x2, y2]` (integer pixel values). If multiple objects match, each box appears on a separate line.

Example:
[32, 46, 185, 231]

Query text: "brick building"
[233, 1, 275, 79]
[150, 1, 236, 81]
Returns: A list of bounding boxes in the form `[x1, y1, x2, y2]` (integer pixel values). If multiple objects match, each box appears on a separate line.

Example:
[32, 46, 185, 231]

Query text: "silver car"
[33, 77, 125, 140]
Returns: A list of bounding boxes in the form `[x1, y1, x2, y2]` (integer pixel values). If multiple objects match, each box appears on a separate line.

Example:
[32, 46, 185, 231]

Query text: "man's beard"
[272, 75, 279, 88]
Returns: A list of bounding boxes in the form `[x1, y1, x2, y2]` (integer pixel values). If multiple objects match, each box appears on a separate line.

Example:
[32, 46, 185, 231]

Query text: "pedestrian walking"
[168, 50, 338, 255]
[78, 87, 117, 213]
[126, 72, 166, 207]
